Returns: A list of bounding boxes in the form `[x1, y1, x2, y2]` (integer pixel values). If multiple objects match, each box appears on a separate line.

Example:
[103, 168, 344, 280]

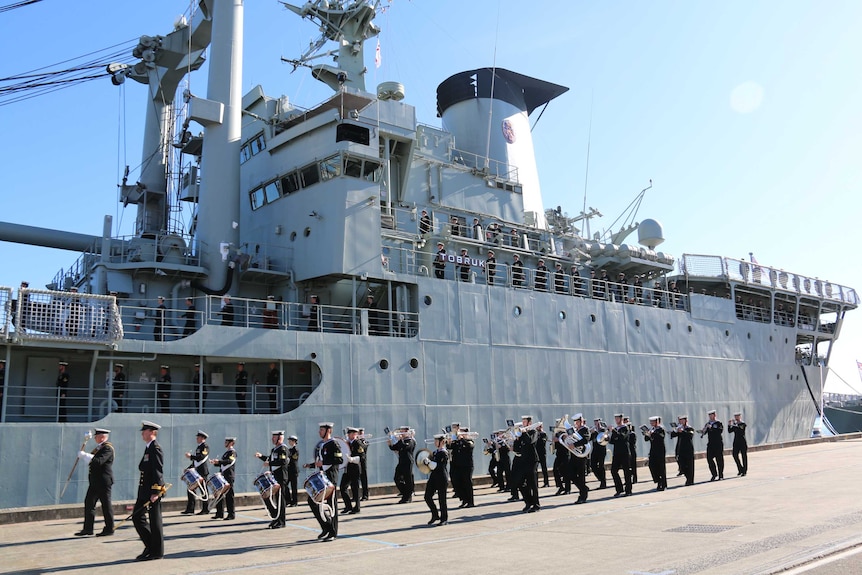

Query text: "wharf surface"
[2, 437, 861, 575]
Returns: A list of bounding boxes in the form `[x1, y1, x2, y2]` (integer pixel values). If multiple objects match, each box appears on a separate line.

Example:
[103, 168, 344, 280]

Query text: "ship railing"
[449, 147, 519, 182]
[239, 242, 294, 274]
[682, 254, 859, 307]
[118, 302, 205, 341]
[13, 288, 123, 345]
[0, 286, 12, 339]
[0, 379, 312, 423]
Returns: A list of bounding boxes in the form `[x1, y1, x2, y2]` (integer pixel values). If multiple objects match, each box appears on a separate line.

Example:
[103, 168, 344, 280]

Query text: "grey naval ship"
[0, 0, 857, 510]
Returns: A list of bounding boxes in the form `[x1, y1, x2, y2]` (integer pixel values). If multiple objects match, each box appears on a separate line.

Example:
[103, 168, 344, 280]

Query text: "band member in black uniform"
[358, 427, 370, 501]
[644, 416, 667, 491]
[448, 423, 463, 501]
[304, 422, 342, 541]
[287, 435, 300, 506]
[57, 361, 69, 422]
[452, 427, 475, 508]
[134, 421, 165, 561]
[182, 431, 210, 515]
[590, 418, 608, 489]
[552, 421, 571, 495]
[157, 365, 171, 413]
[112, 364, 126, 413]
[388, 426, 415, 503]
[728, 412, 748, 476]
[75, 428, 115, 536]
[340, 427, 364, 514]
[424, 434, 449, 525]
[536, 423, 550, 488]
[235, 362, 249, 415]
[433, 242, 446, 279]
[511, 415, 540, 512]
[671, 415, 695, 485]
[624, 416, 638, 484]
[265, 362, 279, 414]
[569, 414, 591, 503]
[210, 437, 237, 520]
[484, 435, 498, 487]
[496, 430, 510, 492]
[609, 413, 632, 497]
[256, 430, 288, 528]
[703, 409, 725, 481]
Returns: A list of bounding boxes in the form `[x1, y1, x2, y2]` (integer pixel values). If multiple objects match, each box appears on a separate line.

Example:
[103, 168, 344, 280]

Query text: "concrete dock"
[2, 438, 862, 575]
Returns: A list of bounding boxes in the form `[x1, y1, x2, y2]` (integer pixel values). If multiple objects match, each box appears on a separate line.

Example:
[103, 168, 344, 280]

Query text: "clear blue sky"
[1, 1, 860, 392]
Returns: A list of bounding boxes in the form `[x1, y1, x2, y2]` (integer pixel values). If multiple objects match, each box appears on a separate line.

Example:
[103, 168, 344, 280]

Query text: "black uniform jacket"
[89, 441, 114, 487]
[138, 440, 165, 498]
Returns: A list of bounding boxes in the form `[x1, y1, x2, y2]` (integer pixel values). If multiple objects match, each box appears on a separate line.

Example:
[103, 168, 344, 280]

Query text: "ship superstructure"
[0, 0, 857, 509]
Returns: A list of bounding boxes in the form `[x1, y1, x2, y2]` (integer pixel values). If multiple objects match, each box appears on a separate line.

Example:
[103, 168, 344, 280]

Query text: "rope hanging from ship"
[800, 365, 837, 435]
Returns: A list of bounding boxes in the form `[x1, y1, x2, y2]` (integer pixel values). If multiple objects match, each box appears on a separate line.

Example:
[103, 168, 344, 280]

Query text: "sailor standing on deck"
[389, 426, 415, 503]
[157, 365, 171, 413]
[671, 415, 695, 485]
[434, 242, 446, 279]
[704, 410, 725, 481]
[133, 421, 165, 561]
[729, 412, 748, 476]
[75, 428, 114, 537]
[210, 436, 237, 520]
[644, 416, 667, 491]
[304, 422, 342, 541]
[111, 364, 126, 413]
[424, 433, 449, 526]
[256, 431, 287, 529]
[57, 361, 70, 422]
[235, 362, 249, 415]
[182, 431, 210, 515]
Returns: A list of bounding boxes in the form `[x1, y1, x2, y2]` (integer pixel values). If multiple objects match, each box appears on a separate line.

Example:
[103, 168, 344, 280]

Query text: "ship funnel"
[436, 68, 568, 229]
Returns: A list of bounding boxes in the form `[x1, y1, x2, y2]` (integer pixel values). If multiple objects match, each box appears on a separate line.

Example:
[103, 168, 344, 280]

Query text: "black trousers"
[733, 442, 748, 474]
[340, 464, 361, 511]
[571, 457, 589, 500]
[394, 463, 414, 499]
[706, 444, 725, 478]
[518, 463, 539, 506]
[611, 456, 632, 494]
[132, 496, 163, 558]
[360, 459, 369, 498]
[679, 454, 695, 485]
[648, 455, 667, 489]
[215, 486, 235, 516]
[308, 488, 338, 535]
[83, 484, 113, 532]
[450, 465, 462, 499]
[590, 446, 607, 487]
[425, 478, 448, 522]
[186, 474, 209, 513]
[537, 454, 549, 486]
[263, 478, 287, 525]
[454, 465, 473, 505]
[287, 471, 299, 505]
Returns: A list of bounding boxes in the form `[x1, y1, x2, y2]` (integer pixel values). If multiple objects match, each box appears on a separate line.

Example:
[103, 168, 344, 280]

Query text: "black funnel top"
[436, 68, 569, 117]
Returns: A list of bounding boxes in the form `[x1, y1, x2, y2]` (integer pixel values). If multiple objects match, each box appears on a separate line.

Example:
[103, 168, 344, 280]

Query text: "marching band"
[67, 409, 750, 560]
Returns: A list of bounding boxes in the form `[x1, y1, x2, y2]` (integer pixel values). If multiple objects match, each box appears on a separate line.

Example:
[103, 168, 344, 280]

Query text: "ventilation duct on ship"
[187, 260, 237, 296]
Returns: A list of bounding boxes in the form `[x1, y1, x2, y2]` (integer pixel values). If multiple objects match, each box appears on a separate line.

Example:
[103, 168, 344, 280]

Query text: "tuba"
[415, 448, 433, 474]
[559, 416, 593, 459]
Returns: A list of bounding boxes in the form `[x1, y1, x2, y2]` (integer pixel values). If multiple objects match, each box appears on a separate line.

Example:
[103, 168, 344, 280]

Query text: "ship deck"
[3, 438, 862, 575]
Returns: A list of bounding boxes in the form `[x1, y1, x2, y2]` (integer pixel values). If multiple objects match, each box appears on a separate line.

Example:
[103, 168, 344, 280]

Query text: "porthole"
[409, 358, 419, 369]
[424, 295, 432, 306]
[687, 325, 692, 333]
[776, 373, 780, 380]
[513, 306, 522, 317]
[379, 359, 389, 370]
[590, 314, 596, 323]
[666, 323, 672, 330]
[310, 352, 317, 359]
[769, 335, 773, 342]
[785, 338, 789, 344]
[747, 333, 751, 339]
[725, 330, 730, 337]
[559, 311, 567, 320]
[290, 231, 297, 241]
[635, 319, 641, 327]
[304, 227, 311, 237]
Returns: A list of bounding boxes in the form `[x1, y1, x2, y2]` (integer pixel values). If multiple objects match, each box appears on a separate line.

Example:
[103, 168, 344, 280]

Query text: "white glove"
[78, 451, 93, 462]
[422, 457, 431, 466]
[428, 460, 438, 470]
[83, 432, 92, 442]
[514, 430, 522, 438]
[349, 456, 360, 464]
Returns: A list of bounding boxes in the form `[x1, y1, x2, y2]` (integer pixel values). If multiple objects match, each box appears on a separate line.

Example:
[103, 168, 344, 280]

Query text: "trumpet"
[517, 421, 543, 434]
[455, 431, 479, 440]
[698, 423, 710, 438]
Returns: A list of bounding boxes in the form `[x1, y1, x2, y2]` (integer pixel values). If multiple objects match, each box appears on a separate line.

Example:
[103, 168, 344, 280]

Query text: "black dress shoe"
[196, 509, 209, 515]
[710, 476, 717, 482]
[144, 555, 163, 561]
[74, 530, 93, 537]
[438, 520, 448, 526]
[464, 503, 475, 508]
[135, 551, 150, 561]
[554, 488, 564, 496]
[522, 505, 532, 513]
[96, 530, 114, 537]
[543, 483, 550, 488]
[224, 515, 235, 520]
[181, 510, 194, 515]
[212, 514, 224, 519]
[427, 517, 439, 525]
[323, 530, 336, 541]
[360, 496, 369, 501]
[507, 496, 519, 502]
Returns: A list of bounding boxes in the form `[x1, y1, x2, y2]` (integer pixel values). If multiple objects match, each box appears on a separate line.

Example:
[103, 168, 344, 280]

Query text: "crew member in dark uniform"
[304, 422, 342, 541]
[448, 423, 462, 501]
[624, 415, 638, 484]
[511, 415, 540, 512]
[112, 364, 126, 413]
[265, 362, 279, 414]
[452, 427, 475, 508]
[511, 254, 525, 287]
[389, 426, 415, 503]
[358, 427, 370, 501]
[704, 409, 725, 481]
[552, 422, 571, 495]
[569, 414, 591, 503]
[419, 210, 432, 235]
[157, 365, 171, 413]
[609, 413, 632, 497]
[536, 423, 549, 488]
[57, 361, 70, 422]
[256, 430, 288, 528]
[671, 415, 695, 486]
[554, 262, 567, 294]
[496, 430, 511, 492]
[210, 436, 237, 520]
[181, 297, 196, 336]
[235, 362, 248, 414]
[154, 296, 166, 341]
[340, 427, 364, 514]
[458, 248, 471, 282]
[307, 295, 321, 332]
[484, 434, 498, 488]
[133, 420, 165, 561]
[287, 435, 300, 506]
[75, 427, 114, 536]
[182, 431, 210, 515]
[433, 242, 446, 279]
[644, 416, 667, 491]
[729, 412, 748, 476]
[485, 250, 497, 286]
[590, 418, 608, 489]
[534, 260, 549, 291]
[423, 434, 449, 525]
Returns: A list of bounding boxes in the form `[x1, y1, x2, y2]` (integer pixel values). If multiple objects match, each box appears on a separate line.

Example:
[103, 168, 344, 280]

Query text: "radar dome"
[637, 218, 665, 249]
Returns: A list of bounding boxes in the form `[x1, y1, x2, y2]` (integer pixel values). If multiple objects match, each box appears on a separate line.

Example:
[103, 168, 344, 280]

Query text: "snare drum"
[303, 471, 334, 503]
[181, 468, 204, 489]
[207, 472, 231, 501]
[253, 471, 279, 499]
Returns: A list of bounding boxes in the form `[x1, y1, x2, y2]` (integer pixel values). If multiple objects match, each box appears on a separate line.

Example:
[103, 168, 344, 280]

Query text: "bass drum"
[333, 436, 351, 470]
